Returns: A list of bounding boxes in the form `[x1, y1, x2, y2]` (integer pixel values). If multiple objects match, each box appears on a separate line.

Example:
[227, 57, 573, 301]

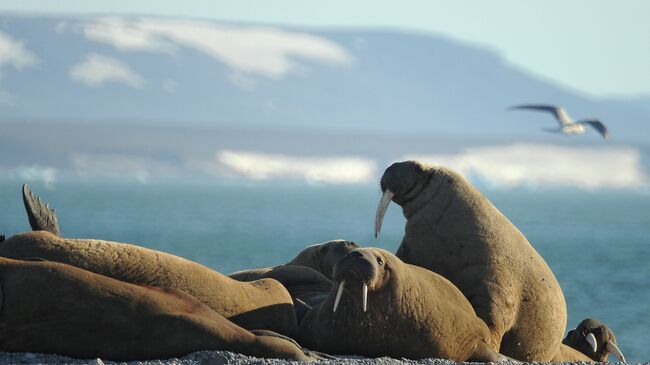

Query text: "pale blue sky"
[2, 0, 649, 97]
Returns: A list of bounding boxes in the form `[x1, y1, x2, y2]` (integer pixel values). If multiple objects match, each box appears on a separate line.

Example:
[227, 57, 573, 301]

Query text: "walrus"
[228, 239, 358, 313]
[0, 185, 297, 336]
[229, 239, 359, 281]
[374, 161, 567, 361]
[556, 318, 626, 362]
[0, 257, 326, 361]
[298, 247, 509, 362]
[248, 265, 335, 322]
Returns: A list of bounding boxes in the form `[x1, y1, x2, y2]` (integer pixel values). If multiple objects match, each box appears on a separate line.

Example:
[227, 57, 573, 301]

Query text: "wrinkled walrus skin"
[0, 231, 297, 336]
[376, 161, 567, 361]
[298, 248, 508, 362]
[0, 257, 324, 362]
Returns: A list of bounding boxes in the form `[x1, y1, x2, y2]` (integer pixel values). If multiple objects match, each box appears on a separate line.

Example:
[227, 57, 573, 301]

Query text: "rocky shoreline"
[0, 351, 638, 365]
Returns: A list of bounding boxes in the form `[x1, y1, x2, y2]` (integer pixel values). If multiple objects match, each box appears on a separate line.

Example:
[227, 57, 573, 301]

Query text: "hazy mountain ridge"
[1, 15, 649, 190]
[0, 15, 647, 143]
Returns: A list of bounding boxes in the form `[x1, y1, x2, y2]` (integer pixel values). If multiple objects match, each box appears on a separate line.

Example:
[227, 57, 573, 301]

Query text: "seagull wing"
[508, 104, 573, 126]
[579, 119, 609, 140]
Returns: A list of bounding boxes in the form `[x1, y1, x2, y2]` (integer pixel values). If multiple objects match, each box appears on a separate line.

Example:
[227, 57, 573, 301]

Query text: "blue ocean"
[0, 181, 648, 363]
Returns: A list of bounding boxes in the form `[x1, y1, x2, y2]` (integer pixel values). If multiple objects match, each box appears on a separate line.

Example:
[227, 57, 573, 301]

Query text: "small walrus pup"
[0, 257, 326, 361]
[298, 247, 509, 362]
[556, 318, 626, 362]
[375, 161, 567, 361]
[0, 185, 297, 336]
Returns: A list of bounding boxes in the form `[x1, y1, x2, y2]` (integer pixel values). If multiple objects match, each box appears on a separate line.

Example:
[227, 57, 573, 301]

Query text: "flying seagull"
[508, 104, 609, 140]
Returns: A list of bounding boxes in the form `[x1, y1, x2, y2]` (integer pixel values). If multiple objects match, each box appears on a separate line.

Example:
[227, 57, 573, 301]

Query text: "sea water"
[0, 181, 648, 362]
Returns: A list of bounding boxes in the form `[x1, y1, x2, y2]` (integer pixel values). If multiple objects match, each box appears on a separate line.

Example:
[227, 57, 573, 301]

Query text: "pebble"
[0, 351, 639, 365]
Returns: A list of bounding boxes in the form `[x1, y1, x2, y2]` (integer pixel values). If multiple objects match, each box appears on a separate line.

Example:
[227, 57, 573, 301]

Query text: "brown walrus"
[228, 239, 358, 314]
[229, 239, 359, 281]
[554, 318, 626, 362]
[0, 185, 297, 336]
[375, 161, 567, 361]
[244, 265, 334, 323]
[0, 257, 326, 361]
[298, 247, 509, 362]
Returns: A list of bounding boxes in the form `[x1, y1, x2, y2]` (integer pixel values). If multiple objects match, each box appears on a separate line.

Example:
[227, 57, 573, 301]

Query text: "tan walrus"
[553, 318, 626, 362]
[229, 239, 359, 281]
[375, 161, 567, 361]
[0, 185, 297, 336]
[0, 257, 326, 361]
[228, 239, 359, 315]
[298, 247, 509, 362]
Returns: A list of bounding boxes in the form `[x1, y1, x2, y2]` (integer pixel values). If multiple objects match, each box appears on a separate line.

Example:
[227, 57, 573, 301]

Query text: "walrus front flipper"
[22, 184, 60, 237]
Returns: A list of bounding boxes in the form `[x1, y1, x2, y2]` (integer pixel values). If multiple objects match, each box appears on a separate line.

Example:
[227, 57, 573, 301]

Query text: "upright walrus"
[0, 185, 297, 336]
[299, 247, 509, 362]
[0, 257, 325, 361]
[375, 161, 567, 361]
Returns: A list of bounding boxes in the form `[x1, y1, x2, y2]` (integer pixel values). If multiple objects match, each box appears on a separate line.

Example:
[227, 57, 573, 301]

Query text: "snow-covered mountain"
[1, 14, 648, 189]
[1, 14, 647, 140]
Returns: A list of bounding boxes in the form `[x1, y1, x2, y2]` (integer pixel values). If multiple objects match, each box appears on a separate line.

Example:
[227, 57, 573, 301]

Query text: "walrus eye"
[377, 257, 384, 266]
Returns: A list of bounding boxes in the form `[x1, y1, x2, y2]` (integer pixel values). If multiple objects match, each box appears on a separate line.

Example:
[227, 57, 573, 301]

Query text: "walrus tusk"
[374, 189, 395, 238]
[333, 280, 345, 313]
[586, 332, 597, 353]
[606, 341, 626, 362]
[362, 283, 368, 312]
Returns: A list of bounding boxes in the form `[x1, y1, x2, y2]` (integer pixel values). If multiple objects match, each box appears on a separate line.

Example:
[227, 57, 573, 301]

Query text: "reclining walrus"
[229, 239, 359, 281]
[0, 185, 297, 336]
[0, 257, 326, 361]
[228, 239, 359, 316]
[298, 247, 510, 362]
[552, 318, 626, 362]
[375, 161, 567, 361]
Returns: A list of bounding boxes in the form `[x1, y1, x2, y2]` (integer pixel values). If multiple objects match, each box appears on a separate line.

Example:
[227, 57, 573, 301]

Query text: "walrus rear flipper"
[469, 343, 518, 363]
[250, 330, 336, 360]
[22, 184, 60, 237]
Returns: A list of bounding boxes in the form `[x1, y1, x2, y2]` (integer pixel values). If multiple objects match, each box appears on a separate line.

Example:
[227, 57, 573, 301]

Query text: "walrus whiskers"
[586, 332, 597, 353]
[606, 341, 626, 362]
[333, 280, 345, 312]
[374, 189, 394, 237]
[362, 283, 368, 312]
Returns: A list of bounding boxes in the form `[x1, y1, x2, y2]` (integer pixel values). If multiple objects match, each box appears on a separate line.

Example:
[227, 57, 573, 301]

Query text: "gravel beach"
[0, 351, 636, 365]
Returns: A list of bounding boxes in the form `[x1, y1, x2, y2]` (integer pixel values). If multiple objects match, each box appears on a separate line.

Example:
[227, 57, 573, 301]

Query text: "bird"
[508, 104, 609, 140]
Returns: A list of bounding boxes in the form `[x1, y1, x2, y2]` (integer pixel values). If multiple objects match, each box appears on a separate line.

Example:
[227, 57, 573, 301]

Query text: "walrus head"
[330, 248, 392, 313]
[563, 318, 625, 362]
[375, 160, 449, 237]
[287, 240, 359, 279]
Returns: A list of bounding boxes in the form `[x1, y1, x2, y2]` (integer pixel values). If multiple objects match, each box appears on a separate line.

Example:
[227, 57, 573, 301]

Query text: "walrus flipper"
[22, 184, 60, 236]
[250, 330, 336, 360]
